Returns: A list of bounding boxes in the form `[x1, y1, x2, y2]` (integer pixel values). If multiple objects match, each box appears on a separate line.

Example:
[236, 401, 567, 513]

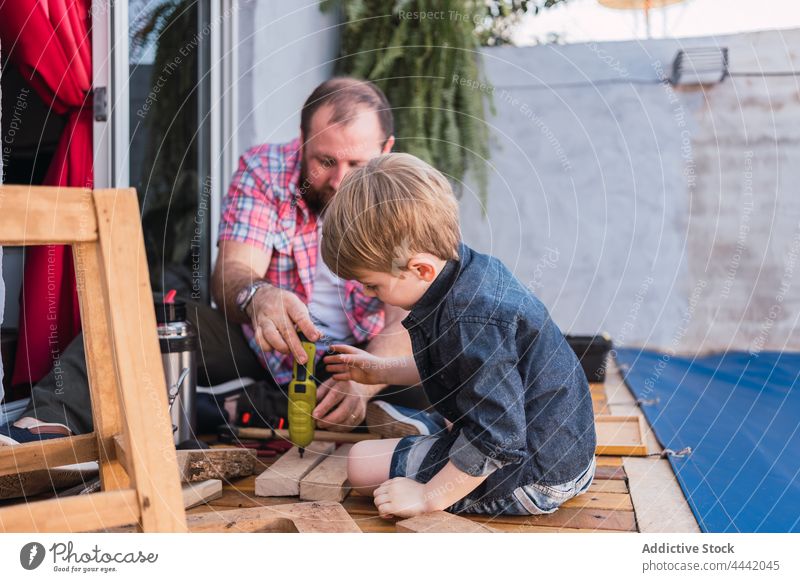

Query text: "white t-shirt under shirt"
[307, 225, 355, 343]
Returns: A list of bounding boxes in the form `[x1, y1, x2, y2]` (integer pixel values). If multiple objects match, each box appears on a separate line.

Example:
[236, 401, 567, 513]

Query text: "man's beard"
[299, 161, 335, 215]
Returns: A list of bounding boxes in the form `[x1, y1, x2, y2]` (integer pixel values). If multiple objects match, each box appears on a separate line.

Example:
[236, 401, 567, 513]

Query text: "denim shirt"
[402, 243, 596, 492]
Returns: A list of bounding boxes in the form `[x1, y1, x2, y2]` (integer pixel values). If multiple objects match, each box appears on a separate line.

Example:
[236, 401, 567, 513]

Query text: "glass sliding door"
[128, 0, 212, 302]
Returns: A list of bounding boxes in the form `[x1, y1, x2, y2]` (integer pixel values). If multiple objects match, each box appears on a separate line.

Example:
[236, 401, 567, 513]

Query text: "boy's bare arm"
[324, 348, 421, 386]
[359, 304, 416, 393]
[374, 462, 489, 519]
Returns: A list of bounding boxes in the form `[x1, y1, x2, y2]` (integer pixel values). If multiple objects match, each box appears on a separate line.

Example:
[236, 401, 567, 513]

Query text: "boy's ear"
[407, 256, 436, 282]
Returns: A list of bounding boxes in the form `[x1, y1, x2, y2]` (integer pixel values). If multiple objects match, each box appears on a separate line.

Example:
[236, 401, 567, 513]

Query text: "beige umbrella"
[598, 0, 687, 38]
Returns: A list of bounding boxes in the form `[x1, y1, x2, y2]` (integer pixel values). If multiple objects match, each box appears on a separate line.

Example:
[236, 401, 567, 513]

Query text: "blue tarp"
[614, 348, 800, 533]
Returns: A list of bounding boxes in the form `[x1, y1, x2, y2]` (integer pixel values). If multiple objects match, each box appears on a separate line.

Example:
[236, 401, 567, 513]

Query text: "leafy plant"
[322, 0, 567, 206]
[322, 0, 492, 204]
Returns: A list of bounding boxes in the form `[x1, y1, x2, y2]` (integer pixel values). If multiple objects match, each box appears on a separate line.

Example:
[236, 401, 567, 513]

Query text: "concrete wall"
[461, 29, 800, 354]
[236, 0, 340, 152]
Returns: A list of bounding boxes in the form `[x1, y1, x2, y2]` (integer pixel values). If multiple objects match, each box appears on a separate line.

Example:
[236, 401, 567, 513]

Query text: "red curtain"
[0, 0, 92, 385]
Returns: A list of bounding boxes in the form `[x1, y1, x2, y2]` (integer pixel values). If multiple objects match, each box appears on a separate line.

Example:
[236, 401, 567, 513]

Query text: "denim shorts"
[389, 434, 596, 516]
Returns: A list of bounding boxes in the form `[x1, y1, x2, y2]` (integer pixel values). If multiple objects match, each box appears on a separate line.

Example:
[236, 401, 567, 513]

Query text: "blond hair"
[321, 153, 461, 281]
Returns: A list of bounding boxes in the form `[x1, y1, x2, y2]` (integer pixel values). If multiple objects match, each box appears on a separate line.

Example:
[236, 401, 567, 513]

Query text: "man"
[211, 76, 418, 431]
[0, 77, 426, 446]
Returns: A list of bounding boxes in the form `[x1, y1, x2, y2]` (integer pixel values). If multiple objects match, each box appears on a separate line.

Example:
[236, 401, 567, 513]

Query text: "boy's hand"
[373, 477, 432, 519]
[323, 344, 391, 385]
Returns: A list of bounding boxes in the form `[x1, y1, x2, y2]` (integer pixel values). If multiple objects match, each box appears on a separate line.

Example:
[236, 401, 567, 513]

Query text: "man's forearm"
[211, 261, 269, 324]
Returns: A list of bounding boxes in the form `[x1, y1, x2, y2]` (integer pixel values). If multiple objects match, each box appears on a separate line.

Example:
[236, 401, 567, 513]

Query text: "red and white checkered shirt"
[218, 138, 385, 384]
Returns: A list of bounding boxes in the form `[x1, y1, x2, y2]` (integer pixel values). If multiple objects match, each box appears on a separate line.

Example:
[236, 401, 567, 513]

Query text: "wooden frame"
[0, 186, 186, 532]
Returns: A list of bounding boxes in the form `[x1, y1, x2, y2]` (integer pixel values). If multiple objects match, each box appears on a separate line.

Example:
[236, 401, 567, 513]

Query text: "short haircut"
[300, 77, 394, 145]
[321, 153, 461, 281]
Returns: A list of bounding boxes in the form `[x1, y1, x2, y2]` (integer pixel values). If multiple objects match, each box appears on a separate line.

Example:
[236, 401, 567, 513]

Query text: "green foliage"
[322, 0, 568, 207]
[322, 0, 492, 205]
[476, 1, 569, 46]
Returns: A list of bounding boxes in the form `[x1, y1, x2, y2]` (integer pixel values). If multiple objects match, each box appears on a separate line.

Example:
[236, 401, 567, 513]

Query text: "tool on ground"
[226, 425, 380, 444]
[288, 333, 317, 457]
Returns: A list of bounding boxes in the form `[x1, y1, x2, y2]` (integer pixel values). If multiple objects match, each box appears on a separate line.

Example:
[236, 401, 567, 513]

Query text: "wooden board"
[595, 456, 624, 467]
[182, 479, 223, 510]
[594, 465, 627, 481]
[342, 495, 635, 532]
[255, 442, 335, 497]
[93, 189, 187, 532]
[595, 416, 648, 456]
[467, 507, 637, 532]
[0, 186, 97, 244]
[397, 512, 495, 533]
[623, 457, 701, 533]
[588, 479, 629, 494]
[0, 490, 139, 533]
[75, 242, 129, 492]
[560, 491, 633, 511]
[0, 434, 98, 476]
[299, 444, 353, 502]
[186, 501, 362, 533]
[177, 448, 257, 483]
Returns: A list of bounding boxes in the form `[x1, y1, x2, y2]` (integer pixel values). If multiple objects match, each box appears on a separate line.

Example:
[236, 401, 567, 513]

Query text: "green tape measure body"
[288, 340, 317, 449]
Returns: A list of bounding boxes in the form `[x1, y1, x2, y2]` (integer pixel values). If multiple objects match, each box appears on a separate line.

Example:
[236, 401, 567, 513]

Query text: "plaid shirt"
[218, 138, 385, 384]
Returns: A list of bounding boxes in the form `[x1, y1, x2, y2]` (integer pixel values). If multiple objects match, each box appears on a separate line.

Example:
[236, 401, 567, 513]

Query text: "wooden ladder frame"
[0, 186, 187, 532]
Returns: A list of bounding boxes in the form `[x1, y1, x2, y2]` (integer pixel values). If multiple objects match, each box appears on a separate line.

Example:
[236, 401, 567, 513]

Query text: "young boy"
[320, 153, 596, 518]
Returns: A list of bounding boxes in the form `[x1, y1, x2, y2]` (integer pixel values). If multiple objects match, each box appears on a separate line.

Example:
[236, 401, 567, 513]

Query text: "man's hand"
[312, 378, 370, 431]
[323, 344, 393, 385]
[373, 477, 432, 519]
[250, 285, 320, 364]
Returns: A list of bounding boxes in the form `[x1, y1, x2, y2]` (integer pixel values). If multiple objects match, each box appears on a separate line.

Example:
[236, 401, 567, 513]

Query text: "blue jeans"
[390, 434, 596, 516]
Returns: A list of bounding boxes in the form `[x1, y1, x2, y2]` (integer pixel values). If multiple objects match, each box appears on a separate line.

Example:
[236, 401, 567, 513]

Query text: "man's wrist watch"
[235, 280, 270, 314]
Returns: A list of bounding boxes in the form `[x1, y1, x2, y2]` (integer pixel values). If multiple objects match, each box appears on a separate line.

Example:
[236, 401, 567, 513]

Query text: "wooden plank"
[236, 427, 380, 444]
[177, 448, 257, 483]
[467, 507, 637, 532]
[182, 479, 223, 510]
[0, 490, 139, 533]
[300, 444, 353, 502]
[0, 434, 98, 476]
[343, 494, 634, 532]
[588, 479, 629, 494]
[0, 186, 97, 244]
[592, 400, 610, 415]
[595, 416, 648, 456]
[561, 492, 634, 511]
[397, 512, 495, 533]
[594, 465, 627, 481]
[75, 242, 130, 491]
[93, 188, 186, 532]
[479, 522, 624, 533]
[605, 359, 700, 532]
[623, 457, 700, 533]
[255, 442, 335, 497]
[187, 501, 362, 533]
[595, 456, 623, 467]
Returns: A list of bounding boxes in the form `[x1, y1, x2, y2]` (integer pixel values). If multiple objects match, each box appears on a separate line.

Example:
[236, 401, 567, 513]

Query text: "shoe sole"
[366, 401, 429, 438]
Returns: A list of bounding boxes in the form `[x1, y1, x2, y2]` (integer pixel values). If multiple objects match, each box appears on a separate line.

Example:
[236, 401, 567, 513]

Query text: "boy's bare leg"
[347, 438, 402, 496]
